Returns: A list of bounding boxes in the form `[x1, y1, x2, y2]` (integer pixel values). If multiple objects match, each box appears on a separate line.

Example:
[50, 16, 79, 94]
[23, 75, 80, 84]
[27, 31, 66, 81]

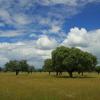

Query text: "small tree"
[28, 65, 35, 74]
[0, 67, 2, 72]
[5, 60, 20, 75]
[95, 66, 100, 75]
[19, 60, 29, 72]
[5, 60, 31, 75]
[43, 59, 53, 75]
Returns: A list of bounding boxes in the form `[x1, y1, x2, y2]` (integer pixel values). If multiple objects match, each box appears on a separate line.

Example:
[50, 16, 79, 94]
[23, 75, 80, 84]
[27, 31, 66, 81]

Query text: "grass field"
[0, 72, 100, 100]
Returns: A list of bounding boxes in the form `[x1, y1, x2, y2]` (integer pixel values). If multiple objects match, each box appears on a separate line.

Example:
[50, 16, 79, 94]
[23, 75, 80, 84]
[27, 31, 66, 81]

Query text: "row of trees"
[5, 60, 35, 75]
[43, 46, 98, 77]
[0, 46, 99, 77]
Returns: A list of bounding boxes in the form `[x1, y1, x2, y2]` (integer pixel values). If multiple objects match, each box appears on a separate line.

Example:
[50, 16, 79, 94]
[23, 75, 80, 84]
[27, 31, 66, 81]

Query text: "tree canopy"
[52, 46, 97, 77]
[5, 60, 35, 75]
[43, 59, 53, 75]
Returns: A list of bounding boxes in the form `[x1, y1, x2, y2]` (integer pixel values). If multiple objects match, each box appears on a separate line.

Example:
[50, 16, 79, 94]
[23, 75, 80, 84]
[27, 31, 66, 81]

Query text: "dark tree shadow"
[53, 75, 96, 79]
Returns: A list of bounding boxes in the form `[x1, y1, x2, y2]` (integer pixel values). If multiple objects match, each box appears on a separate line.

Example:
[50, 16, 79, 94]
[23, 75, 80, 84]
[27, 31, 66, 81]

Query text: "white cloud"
[0, 35, 58, 68]
[0, 28, 100, 67]
[0, 0, 100, 67]
[49, 25, 61, 33]
[62, 27, 89, 47]
[62, 27, 100, 63]
[36, 35, 58, 50]
[12, 14, 32, 25]
[0, 55, 9, 67]
[37, 0, 100, 6]
[0, 9, 12, 24]
[0, 30, 26, 37]
[0, 0, 99, 39]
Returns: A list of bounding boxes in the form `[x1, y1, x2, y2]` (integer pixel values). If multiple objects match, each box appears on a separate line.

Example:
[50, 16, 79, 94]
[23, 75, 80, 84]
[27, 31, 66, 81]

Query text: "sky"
[0, 0, 100, 68]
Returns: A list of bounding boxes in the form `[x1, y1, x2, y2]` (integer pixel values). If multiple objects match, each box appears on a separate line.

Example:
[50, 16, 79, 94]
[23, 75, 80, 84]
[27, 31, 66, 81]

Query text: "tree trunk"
[56, 72, 58, 76]
[68, 72, 73, 78]
[81, 72, 84, 76]
[59, 72, 62, 75]
[78, 71, 81, 75]
[49, 71, 51, 75]
[27, 71, 30, 74]
[31, 71, 32, 74]
[16, 70, 19, 75]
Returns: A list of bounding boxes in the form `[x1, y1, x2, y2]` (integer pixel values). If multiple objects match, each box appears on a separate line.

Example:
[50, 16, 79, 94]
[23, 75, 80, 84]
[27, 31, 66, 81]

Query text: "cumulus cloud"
[0, 35, 58, 68]
[0, 27, 100, 67]
[62, 27, 100, 63]
[36, 35, 58, 50]
[62, 27, 89, 47]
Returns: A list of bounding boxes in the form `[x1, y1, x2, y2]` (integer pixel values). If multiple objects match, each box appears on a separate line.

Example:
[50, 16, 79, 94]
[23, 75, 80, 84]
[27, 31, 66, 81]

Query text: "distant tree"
[28, 65, 35, 74]
[43, 59, 53, 75]
[0, 67, 2, 72]
[95, 66, 100, 75]
[5, 60, 20, 75]
[36, 68, 43, 72]
[5, 60, 31, 75]
[19, 60, 29, 72]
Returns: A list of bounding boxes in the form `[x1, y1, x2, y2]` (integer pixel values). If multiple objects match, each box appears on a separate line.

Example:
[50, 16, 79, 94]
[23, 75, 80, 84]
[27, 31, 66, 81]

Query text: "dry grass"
[0, 72, 100, 100]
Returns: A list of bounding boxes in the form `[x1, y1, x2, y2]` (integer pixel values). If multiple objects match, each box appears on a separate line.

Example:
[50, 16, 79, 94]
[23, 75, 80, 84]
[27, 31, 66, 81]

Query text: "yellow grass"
[0, 72, 100, 100]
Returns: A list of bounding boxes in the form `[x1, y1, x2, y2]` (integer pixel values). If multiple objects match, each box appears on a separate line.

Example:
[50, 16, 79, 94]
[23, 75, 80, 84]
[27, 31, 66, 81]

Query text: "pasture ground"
[0, 72, 100, 100]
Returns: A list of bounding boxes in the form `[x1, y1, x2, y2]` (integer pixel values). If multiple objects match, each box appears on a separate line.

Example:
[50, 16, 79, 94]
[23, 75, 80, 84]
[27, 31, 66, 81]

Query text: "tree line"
[4, 60, 35, 75]
[0, 46, 100, 77]
[43, 46, 99, 77]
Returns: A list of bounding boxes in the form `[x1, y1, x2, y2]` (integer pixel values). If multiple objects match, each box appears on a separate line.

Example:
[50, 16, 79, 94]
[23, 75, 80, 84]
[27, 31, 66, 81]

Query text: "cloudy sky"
[0, 0, 100, 68]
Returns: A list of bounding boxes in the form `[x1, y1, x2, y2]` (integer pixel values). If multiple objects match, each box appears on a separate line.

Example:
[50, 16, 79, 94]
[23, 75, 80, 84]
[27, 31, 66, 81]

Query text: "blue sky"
[0, 0, 100, 68]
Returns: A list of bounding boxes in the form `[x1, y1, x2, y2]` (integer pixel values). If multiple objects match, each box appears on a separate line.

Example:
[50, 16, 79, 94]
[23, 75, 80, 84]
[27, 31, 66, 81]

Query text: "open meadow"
[0, 72, 100, 100]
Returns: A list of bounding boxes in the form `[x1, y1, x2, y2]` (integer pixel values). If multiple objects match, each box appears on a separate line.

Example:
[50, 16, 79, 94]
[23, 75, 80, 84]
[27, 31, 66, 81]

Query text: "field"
[0, 72, 100, 100]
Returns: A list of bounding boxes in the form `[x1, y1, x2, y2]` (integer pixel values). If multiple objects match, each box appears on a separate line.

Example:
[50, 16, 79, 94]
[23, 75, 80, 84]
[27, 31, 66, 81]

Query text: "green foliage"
[52, 46, 70, 72]
[43, 59, 53, 73]
[5, 60, 33, 73]
[0, 67, 2, 71]
[5, 60, 20, 71]
[52, 46, 97, 77]
[19, 60, 29, 72]
[28, 66, 35, 72]
[95, 66, 100, 74]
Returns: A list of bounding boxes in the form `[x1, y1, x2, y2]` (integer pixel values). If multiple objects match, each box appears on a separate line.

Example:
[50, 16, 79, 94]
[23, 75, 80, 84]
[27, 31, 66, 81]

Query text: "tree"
[36, 68, 43, 72]
[95, 66, 100, 75]
[5, 60, 20, 75]
[28, 65, 35, 74]
[43, 59, 53, 75]
[19, 60, 29, 72]
[62, 47, 82, 77]
[52, 46, 70, 76]
[77, 51, 97, 76]
[52, 46, 97, 77]
[0, 67, 2, 72]
[5, 60, 31, 75]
